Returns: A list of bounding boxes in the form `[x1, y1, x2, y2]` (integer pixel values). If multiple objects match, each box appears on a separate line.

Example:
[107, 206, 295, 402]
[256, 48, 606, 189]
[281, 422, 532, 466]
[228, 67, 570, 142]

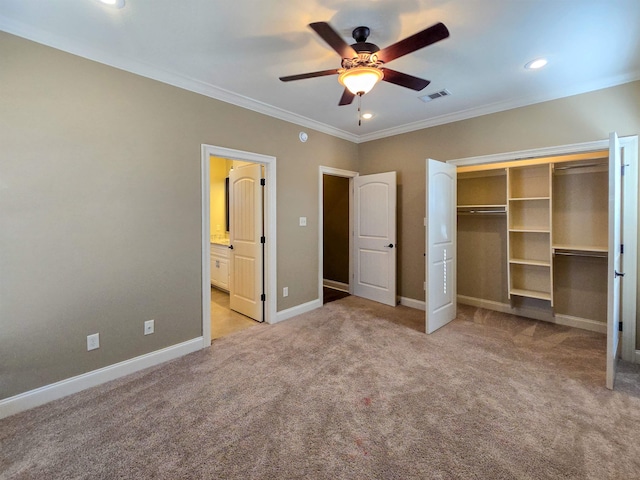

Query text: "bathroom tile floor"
[211, 287, 259, 340]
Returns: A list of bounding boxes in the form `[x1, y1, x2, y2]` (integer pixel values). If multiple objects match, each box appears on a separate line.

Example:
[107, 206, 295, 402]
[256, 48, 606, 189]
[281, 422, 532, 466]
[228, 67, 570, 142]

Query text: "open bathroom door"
[229, 163, 264, 322]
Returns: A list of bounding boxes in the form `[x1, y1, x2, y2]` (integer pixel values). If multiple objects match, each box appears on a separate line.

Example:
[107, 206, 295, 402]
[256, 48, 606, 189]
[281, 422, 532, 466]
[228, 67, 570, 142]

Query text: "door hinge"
[622, 163, 630, 176]
[260, 178, 266, 186]
[261, 293, 266, 302]
[619, 321, 623, 332]
[621, 244, 624, 254]
[260, 236, 266, 244]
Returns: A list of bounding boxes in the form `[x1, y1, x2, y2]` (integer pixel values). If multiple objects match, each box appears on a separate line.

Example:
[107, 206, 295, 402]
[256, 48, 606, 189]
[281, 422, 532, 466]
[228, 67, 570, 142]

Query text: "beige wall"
[358, 81, 640, 302]
[0, 32, 358, 399]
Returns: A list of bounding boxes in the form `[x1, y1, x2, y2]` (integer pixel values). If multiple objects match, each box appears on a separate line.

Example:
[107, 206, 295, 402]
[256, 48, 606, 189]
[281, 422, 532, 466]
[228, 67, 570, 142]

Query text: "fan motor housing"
[351, 26, 380, 54]
[352, 42, 380, 54]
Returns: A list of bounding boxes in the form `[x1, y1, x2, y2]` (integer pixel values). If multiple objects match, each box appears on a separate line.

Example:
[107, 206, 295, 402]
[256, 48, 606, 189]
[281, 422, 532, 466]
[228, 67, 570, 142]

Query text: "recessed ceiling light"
[361, 113, 374, 120]
[98, 0, 125, 8]
[525, 58, 548, 70]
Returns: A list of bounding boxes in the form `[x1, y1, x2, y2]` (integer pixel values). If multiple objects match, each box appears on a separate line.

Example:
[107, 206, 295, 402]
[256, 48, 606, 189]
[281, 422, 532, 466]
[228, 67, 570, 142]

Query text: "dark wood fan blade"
[338, 88, 355, 106]
[279, 69, 340, 82]
[309, 22, 357, 59]
[381, 68, 430, 91]
[377, 22, 449, 63]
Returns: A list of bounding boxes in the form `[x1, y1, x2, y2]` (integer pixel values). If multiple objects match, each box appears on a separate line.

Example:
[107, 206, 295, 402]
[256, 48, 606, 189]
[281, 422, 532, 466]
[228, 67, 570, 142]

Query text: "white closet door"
[353, 172, 397, 306]
[229, 163, 263, 322]
[426, 159, 457, 334]
[606, 132, 622, 389]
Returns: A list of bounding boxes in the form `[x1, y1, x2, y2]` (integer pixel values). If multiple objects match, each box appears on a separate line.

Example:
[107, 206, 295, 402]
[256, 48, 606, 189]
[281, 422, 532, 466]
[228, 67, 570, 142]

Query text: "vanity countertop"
[211, 238, 230, 246]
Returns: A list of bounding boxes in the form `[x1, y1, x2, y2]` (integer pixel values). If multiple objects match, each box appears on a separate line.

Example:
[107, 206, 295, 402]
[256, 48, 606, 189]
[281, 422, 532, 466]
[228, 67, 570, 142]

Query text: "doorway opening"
[209, 157, 264, 339]
[319, 167, 357, 304]
[201, 145, 277, 347]
[318, 166, 398, 307]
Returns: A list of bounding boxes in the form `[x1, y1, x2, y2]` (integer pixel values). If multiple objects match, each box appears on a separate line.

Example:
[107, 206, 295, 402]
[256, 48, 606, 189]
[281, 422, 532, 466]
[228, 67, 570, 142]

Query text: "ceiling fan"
[279, 21, 450, 106]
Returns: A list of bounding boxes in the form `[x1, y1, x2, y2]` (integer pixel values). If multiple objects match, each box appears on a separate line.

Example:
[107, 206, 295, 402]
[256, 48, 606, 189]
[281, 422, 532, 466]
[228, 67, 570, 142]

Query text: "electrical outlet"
[283, 287, 289, 297]
[299, 217, 307, 227]
[87, 333, 100, 351]
[144, 319, 155, 335]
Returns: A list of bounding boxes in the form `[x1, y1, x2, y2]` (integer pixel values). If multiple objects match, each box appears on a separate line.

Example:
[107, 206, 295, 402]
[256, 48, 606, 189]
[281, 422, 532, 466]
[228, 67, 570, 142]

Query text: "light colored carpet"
[2, 297, 640, 479]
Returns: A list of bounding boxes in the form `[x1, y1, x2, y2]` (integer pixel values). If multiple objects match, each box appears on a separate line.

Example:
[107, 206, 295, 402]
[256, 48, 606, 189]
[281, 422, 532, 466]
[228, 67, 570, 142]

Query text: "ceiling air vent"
[419, 89, 452, 103]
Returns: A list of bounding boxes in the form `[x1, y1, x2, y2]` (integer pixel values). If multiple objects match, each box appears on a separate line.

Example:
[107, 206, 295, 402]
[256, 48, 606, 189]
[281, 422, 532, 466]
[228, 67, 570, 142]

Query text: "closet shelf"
[552, 244, 607, 253]
[509, 258, 551, 267]
[508, 196, 551, 201]
[457, 204, 507, 209]
[509, 288, 552, 301]
[509, 228, 550, 233]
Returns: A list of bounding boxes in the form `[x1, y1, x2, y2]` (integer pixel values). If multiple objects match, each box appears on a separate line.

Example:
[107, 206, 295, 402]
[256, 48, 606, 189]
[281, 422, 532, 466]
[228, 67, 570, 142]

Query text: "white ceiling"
[1, 0, 639, 143]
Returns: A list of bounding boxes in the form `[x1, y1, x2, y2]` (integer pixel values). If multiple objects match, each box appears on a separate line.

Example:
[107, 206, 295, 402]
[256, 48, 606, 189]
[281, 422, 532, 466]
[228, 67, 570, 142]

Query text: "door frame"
[318, 166, 358, 302]
[201, 145, 277, 347]
[447, 136, 638, 362]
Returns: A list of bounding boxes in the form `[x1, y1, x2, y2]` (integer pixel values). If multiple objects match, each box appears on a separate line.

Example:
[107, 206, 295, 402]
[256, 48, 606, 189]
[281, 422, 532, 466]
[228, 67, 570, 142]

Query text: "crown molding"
[0, 16, 359, 143]
[355, 71, 640, 143]
[2, 15, 639, 146]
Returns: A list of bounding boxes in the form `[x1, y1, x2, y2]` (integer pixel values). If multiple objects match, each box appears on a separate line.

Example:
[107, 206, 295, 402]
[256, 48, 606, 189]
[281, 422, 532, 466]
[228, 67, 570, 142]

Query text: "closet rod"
[554, 161, 607, 171]
[553, 251, 607, 258]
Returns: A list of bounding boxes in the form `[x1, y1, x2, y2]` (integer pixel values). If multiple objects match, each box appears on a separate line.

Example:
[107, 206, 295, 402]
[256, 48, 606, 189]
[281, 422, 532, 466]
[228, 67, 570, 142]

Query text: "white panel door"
[353, 172, 397, 306]
[426, 159, 457, 334]
[229, 163, 263, 322]
[606, 132, 622, 389]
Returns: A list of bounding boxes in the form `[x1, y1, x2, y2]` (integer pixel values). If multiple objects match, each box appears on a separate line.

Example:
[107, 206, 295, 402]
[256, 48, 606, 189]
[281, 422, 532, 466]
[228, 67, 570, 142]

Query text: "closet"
[427, 133, 637, 390]
[456, 150, 610, 332]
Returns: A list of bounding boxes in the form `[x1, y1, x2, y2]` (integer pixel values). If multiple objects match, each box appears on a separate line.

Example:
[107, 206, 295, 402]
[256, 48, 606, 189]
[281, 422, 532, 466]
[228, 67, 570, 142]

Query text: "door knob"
[385, 244, 395, 248]
[615, 270, 625, 278]
[228, 245, 234, 250]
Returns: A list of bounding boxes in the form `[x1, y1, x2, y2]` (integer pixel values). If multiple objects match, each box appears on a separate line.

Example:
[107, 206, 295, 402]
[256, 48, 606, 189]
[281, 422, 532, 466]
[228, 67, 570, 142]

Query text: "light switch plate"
[299, 217, 307, 226]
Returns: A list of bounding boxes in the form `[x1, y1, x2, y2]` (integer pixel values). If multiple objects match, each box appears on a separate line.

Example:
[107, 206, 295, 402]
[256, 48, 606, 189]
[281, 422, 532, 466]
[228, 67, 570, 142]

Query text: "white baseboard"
[323, 279, 350, 292]
[275, 298, 322, 323]
[400, 297, 426, 311]
[554, 314, 607, 334]
[0, 337, 203, 420]
[457, 295, 606, 334]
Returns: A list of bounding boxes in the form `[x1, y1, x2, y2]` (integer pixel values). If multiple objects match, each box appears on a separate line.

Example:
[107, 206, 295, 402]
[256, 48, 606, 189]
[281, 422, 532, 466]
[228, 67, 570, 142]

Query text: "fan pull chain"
[357, 93, 362, 126]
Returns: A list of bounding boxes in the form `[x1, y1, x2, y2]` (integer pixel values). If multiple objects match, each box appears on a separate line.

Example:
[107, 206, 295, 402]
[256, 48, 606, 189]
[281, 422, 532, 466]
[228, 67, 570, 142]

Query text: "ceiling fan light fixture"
[338, 67, 384, 95]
